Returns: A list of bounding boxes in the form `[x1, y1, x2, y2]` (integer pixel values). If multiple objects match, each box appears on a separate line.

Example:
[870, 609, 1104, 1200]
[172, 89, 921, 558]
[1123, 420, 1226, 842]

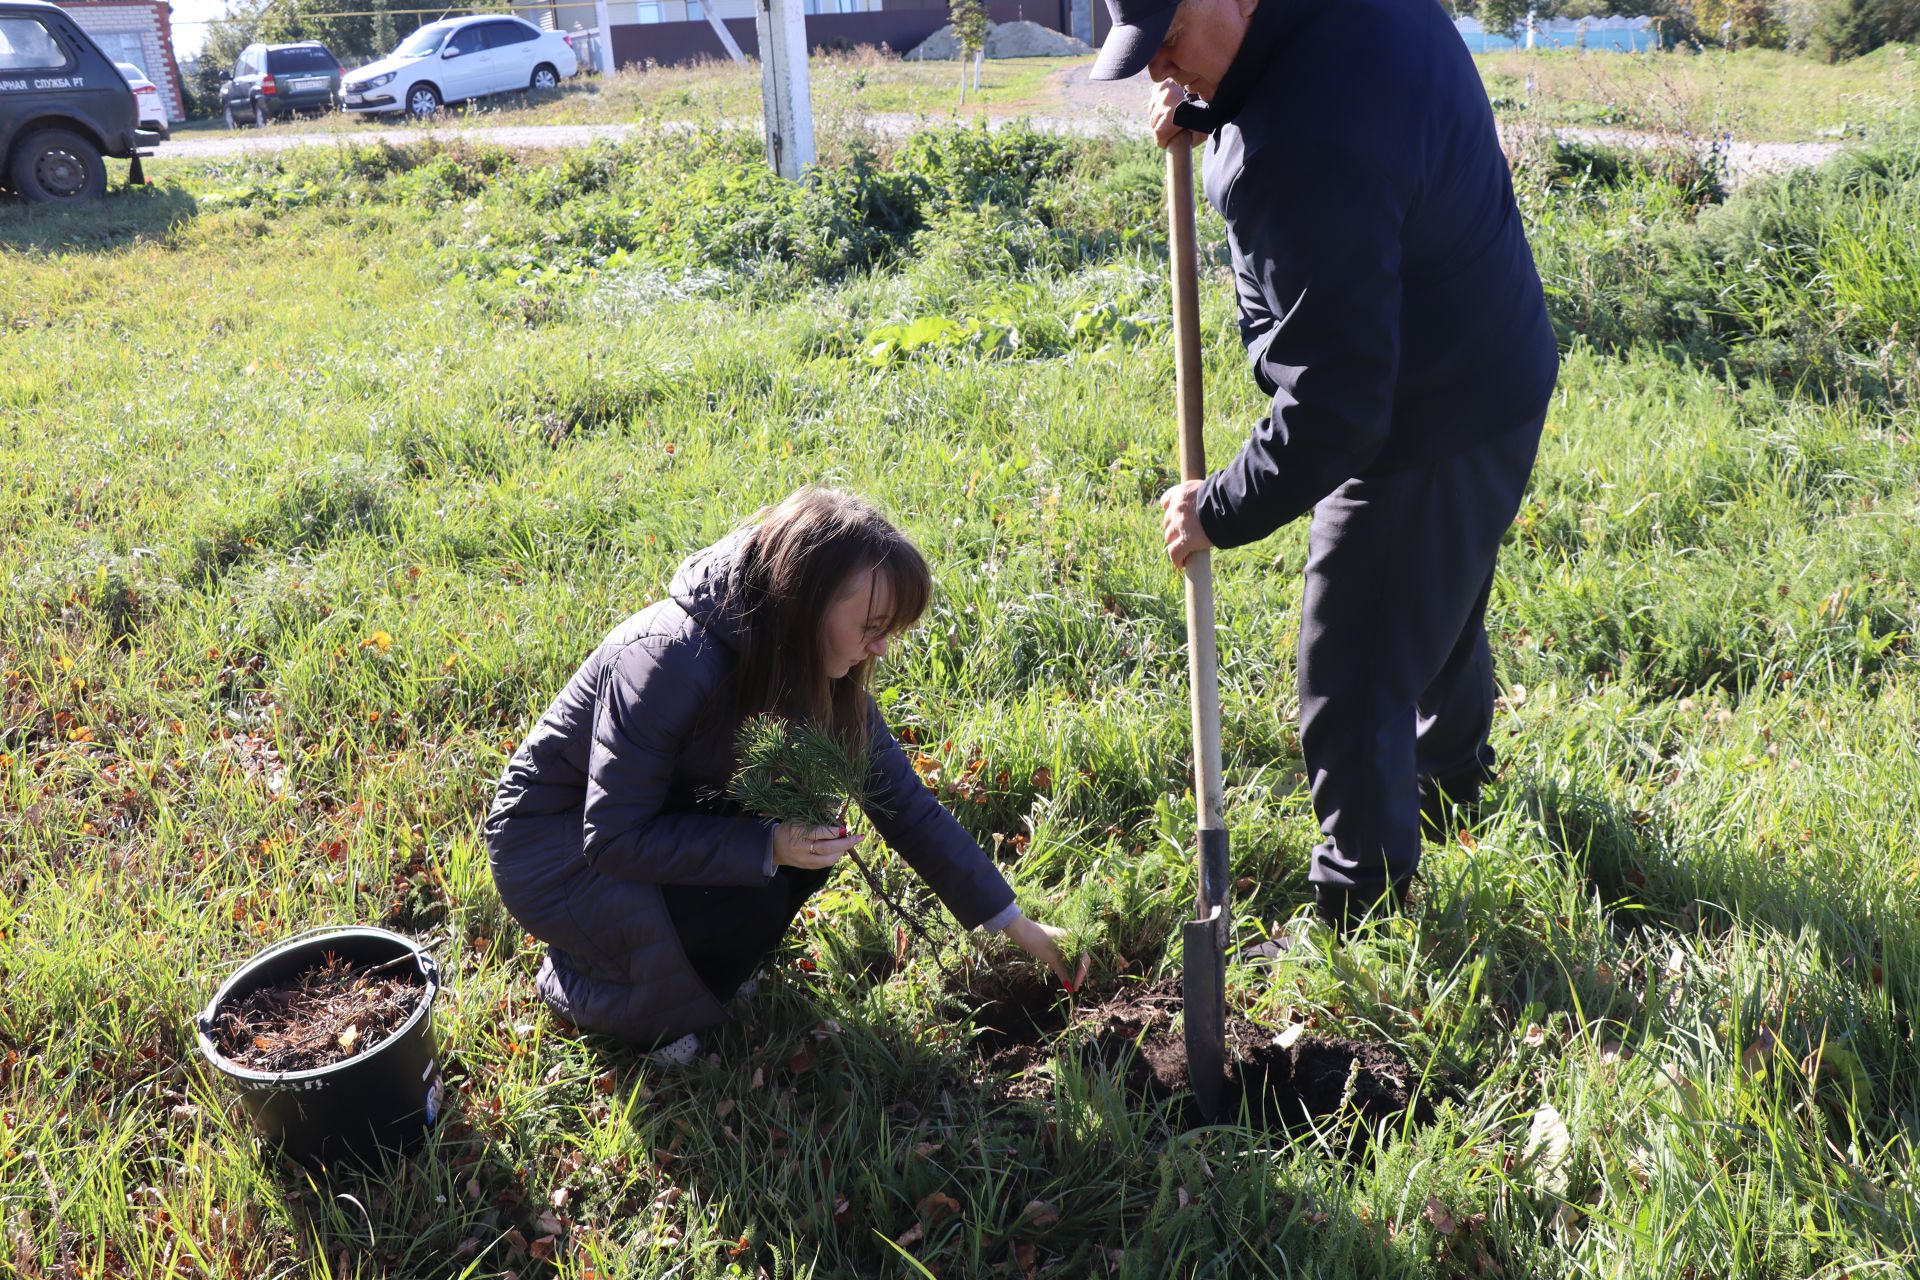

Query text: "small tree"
[950, 0, 988, 103]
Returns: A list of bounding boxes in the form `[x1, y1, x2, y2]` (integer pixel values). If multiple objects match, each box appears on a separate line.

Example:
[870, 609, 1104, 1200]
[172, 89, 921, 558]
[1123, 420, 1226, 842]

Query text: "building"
[591, 0, 1075, 70]
[60, 0, 186, 121]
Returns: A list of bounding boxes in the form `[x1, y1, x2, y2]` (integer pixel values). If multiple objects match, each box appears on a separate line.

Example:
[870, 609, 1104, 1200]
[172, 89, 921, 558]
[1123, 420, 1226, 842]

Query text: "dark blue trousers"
[1298, 417, 1543, 897]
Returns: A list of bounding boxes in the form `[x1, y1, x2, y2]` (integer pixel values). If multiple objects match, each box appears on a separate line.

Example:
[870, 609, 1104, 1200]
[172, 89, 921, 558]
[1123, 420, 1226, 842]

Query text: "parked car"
[114, 60, 166, 139]
[0, 0, 159, 201]
[342, 16, 576, 119]
[219, 40, 341, 128]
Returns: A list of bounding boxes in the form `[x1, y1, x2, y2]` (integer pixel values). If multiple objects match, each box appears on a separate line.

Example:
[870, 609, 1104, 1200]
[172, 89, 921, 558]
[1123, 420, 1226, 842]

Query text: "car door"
[481, 20, 537, 94]
[435, 23, 490, 102]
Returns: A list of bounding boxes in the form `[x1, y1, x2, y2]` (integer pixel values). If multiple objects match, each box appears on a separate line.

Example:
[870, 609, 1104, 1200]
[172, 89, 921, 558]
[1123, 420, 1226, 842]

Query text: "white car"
[341, 16, 577, 118]
[115, 60, 168, 139]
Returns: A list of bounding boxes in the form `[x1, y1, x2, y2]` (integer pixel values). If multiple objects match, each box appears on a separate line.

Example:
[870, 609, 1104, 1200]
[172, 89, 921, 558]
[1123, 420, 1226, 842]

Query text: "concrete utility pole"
[693, 0, 747, 64]
[756, 0, 815, 178]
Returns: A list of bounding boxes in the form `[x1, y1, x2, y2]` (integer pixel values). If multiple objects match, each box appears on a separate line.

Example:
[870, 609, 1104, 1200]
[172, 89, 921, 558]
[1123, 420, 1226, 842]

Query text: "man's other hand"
[1159, 480, 1214, 568]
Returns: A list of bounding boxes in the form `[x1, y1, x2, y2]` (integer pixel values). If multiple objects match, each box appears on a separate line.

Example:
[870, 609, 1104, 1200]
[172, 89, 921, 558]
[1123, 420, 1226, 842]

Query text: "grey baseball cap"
[1090, 0, 1179, 81]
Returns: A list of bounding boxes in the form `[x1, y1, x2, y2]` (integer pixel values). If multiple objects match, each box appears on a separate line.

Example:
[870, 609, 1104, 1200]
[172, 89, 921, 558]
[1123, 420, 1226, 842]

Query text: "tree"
[950, 0, 988, 103]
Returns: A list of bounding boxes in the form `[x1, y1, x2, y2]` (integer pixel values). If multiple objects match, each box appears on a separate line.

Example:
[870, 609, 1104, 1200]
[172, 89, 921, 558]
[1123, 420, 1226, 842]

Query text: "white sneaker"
[646, 1033, 700, 1067]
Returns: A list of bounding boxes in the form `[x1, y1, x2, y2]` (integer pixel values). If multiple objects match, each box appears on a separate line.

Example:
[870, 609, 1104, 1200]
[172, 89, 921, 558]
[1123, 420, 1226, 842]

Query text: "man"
[1092, 0, 1559, 930]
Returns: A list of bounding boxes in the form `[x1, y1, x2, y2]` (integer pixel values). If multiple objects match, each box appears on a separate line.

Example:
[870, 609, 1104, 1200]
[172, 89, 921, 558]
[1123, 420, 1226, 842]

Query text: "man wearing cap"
[1094, 0, 1559, 930]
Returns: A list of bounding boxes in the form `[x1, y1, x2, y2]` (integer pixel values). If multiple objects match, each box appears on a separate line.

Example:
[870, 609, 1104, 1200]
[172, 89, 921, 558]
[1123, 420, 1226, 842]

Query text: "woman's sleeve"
[581, 637, 771, 886]
[857, 701, 1017, 929]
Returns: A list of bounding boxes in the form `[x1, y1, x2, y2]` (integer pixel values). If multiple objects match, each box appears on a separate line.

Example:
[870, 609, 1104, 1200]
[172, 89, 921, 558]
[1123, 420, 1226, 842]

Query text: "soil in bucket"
[212, 950, 426, 1072]
[197, 927, 443, 1170]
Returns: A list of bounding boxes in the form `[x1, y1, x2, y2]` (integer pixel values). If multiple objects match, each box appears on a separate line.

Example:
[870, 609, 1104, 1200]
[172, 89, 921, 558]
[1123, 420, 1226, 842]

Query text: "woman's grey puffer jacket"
[484, 531, 1017, 1045]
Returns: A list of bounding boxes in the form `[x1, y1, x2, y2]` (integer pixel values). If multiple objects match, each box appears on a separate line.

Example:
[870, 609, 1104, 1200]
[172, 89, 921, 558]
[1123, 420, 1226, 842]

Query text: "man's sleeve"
[1195, 138, 1408, 549]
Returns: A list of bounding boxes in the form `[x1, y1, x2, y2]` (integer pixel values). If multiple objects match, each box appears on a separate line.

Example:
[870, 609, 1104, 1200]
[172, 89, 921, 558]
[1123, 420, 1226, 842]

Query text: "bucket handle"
[194, 926, 440, 1038]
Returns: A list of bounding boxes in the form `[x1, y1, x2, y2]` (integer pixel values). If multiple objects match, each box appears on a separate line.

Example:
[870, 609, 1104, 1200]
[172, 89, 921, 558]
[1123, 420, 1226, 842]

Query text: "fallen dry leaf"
[1741, 1025, 1778, 1076]
[1021, 1198, 1060, 1230]
[894, 1223, 924, 1249]
[912, 1141, 942, 1159]
[787, 1040, 816, 1074]
[528, 1235, 558, 1262]
[715, 1099, 736, 1121]
[1423, 1196, 1457, 1235]
[1522, 1023, 1546, 1048]
[1013, 1239, 1038, 1276]
[1176, 1185, 1191, 1210]
[1599, 1040, 1628, 1064]
[917, 1192, 961, 1223]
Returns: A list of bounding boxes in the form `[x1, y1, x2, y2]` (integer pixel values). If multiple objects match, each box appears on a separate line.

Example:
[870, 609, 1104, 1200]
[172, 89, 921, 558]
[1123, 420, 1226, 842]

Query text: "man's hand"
[1159, 480, 1215, 568]
[1149, 78, 1203, 149]
[1002, 916, 1087, 989]
[772, 822, 864, 871]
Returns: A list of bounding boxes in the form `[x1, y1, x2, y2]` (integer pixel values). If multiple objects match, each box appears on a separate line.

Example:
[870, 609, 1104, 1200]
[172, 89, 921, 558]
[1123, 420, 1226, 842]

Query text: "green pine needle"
[726, 714, 881, 828]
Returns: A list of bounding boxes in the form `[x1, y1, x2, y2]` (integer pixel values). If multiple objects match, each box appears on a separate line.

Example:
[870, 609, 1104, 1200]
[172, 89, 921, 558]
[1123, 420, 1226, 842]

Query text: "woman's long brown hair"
[726, 487, 932, 753]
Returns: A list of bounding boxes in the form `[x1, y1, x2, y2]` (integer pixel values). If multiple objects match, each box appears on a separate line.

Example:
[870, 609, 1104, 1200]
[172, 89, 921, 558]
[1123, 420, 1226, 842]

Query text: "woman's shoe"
[647, 1033, 701, 1067]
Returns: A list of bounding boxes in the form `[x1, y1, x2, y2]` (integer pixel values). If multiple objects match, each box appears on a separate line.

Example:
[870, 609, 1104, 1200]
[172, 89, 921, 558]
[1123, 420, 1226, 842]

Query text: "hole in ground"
[1084, 979, 1436, 1133]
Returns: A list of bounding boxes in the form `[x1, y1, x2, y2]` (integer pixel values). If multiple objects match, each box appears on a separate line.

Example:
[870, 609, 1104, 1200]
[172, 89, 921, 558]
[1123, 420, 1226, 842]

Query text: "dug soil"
[959, 970, 1432, 1133]
[213, 951, 424, 1072]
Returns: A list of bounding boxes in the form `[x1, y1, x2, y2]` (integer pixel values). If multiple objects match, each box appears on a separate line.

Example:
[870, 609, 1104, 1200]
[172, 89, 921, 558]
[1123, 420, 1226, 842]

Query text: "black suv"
[0, 0, 158, 201]
[219, 41, 342, 128]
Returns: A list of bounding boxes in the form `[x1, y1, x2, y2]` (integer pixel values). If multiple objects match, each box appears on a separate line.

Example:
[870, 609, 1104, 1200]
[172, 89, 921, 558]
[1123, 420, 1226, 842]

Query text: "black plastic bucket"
[193, 926, 444, 1167]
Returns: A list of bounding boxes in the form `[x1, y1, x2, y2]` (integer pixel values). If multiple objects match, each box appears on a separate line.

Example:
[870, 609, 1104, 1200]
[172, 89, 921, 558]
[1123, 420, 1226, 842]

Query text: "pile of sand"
[906, 20, 1093, 60]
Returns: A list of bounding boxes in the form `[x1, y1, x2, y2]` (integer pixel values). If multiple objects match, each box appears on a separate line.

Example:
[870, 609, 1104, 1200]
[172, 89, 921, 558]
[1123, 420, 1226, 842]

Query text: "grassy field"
[3, 102, 1919, 1280]
[169, 52, 1092, 139]
[170, 44, 1918, 142]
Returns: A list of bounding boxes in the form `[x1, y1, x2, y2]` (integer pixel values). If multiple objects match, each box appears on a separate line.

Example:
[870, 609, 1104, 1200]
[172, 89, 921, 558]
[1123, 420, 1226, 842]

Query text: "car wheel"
[530, 63, 559, 93]
[224, 101, 239, 129]
[253, 100, 268, 128]
[406, 83, 441, 117]
[7, 128, 107, 203]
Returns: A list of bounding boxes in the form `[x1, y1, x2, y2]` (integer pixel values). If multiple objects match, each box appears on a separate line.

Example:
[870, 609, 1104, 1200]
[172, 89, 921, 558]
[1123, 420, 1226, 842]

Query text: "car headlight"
[359, 71, 396, 89]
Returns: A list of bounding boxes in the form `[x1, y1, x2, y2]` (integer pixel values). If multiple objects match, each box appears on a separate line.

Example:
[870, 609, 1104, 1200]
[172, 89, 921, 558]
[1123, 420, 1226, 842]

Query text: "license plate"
[293, 77, 327, 90]
[345, 93, 363, 104]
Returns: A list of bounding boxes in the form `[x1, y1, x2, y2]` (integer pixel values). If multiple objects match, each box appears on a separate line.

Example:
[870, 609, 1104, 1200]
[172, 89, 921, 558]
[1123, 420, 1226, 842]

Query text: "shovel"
[1166, 135, 1231, 1123]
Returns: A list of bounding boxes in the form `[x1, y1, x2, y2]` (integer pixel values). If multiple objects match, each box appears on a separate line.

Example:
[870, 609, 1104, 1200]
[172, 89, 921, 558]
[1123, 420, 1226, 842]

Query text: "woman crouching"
[484, 487, 1070, 1062]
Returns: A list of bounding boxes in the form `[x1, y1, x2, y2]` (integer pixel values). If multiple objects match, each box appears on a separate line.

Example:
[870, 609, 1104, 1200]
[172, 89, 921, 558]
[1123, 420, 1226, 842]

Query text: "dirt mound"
[955, 971, 1432, 1132]
[907, 20, 1093, 61]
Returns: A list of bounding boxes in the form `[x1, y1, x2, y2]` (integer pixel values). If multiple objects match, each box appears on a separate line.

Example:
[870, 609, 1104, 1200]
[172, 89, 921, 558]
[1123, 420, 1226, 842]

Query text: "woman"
[485, 487, 1071, 1062]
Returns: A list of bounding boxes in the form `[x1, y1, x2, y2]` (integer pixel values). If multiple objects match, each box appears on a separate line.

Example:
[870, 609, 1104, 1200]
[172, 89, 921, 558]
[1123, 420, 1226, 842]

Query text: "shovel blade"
[1183, 911, 1228, 1122]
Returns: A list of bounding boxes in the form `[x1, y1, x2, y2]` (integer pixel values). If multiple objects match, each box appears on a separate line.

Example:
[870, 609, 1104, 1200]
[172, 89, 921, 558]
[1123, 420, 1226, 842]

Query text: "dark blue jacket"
[1186, 0, 1559, 549]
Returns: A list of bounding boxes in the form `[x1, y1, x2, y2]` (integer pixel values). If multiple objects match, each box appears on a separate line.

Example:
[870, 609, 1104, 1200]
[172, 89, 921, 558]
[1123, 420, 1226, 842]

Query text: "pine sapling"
[726, 715, 954, 978]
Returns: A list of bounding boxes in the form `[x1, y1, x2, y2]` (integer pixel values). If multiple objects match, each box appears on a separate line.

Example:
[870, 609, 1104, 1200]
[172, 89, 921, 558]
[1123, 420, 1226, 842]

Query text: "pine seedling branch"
[726, 715, 956, 980]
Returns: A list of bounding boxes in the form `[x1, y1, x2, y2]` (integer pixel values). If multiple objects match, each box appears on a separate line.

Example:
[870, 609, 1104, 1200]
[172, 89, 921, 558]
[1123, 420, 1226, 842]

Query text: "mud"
[957, 972, 1431, 1132]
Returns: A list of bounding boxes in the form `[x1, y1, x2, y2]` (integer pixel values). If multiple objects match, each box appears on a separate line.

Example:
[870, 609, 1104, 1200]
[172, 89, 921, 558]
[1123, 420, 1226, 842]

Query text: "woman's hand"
[1003, 916, 1087, 990]
[1150, 78, 1203, 150]
[772, 822, 865, 871]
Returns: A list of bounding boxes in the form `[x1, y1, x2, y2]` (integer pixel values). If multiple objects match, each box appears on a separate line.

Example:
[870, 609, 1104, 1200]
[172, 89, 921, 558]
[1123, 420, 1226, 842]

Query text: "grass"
[1477, 42, 1920, 142]
[169, 51, 1091, 139]
[3, 97, 1919, 1280]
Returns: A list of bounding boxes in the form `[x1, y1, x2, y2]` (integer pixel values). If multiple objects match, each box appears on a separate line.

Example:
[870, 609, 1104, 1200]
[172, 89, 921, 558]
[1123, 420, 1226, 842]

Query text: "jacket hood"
[669, 529, 752, 649]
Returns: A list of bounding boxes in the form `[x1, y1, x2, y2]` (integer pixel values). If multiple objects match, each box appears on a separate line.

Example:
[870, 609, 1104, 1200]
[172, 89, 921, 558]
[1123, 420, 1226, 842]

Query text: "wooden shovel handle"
[1166, 138, 1229, 914]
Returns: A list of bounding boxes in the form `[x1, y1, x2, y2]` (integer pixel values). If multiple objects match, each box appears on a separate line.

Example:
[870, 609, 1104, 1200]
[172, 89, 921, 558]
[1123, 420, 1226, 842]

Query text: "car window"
[235, 48, 254, 76]
[0, 16, 69, 71]
[483, 20, 538, 48]
[394, 26, 449, 57]
[269, 46, 337, 73]
[443, 26, 485, 56]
